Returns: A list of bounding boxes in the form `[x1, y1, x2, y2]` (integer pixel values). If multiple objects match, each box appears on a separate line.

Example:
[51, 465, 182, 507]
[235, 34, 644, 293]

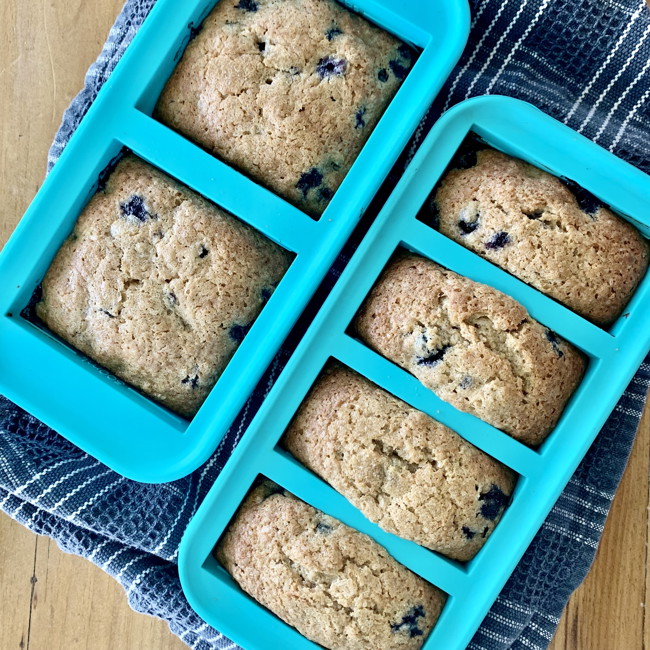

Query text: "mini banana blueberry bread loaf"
[216, 481, 445, 650]
[353, 254, 585, 446]
[284, 366, 516, 561]
[155, 0, 415, 217]
[431, 149, 649, 325]
[37, 156, 291, 417]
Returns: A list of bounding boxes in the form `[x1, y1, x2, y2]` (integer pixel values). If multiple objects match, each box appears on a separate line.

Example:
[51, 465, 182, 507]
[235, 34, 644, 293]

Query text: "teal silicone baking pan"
[178, 96, 650, 650]
[0, 0, 470, 483]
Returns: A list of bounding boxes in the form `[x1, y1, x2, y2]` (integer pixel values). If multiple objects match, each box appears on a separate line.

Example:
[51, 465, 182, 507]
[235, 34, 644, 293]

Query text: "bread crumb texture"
[216, 481, 445, 650]
[354, 254, 585, 446]
[156, 0, 414, 217]
[433, 149, 649, 325]
[37, 156, 291, 417]
[285, 366, 516, 561]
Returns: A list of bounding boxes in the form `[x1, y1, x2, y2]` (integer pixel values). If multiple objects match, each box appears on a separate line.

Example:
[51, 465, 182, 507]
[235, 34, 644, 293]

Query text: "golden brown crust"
[37, 156, 291, 417]
[155, 0, 413, 217]
[216, 482, 445, 650]
[434, 149, 649, 325]
[353, 255, 585, 446]
[284, 366, 516, 561]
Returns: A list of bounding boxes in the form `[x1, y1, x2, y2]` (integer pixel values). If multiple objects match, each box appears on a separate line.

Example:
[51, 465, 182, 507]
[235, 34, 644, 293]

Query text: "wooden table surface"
[0, 2, 648, 649]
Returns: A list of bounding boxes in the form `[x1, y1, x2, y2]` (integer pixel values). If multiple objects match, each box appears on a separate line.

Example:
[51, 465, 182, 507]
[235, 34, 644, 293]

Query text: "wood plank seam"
[24, 538, 38, 650]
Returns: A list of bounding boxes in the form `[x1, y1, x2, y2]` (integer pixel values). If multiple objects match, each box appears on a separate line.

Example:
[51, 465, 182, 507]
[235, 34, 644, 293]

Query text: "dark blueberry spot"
[316, 521, 333, 534]
[524, 209, 544, 220]
[181, 374, 199, 389]
[230, 321, 254, 343]
[478, 484, 510, 521]
[546, 329, 564, 358]
[199, 245, 209, 258]
[459, 215, 480, 235]
[462, 526, 475, 540]
[481, 527, 489, 538]
[391, 605, 426, 638]
[120, 195, 151, 223]
[100, 309, 115, 319]
[319, 187, 334, 202]
[560, 179, 603, 216]
[162, 290, 179, 310]
[417, 345, 451, 368]
[234, 0, 258, 11]
[355, 107, 367, 129]
[485, 231, 511, 250]
[257, 41, 266, 52]
[317, 56, 347, 78]
[388, 59, 409, 80]
[398, 43, 416, 61]
[296, 167, 323, 198]
[454, 150, 478, 170]
[459, 375, 473, 389]
[377, 68, 389, 83]
[326, 27, 343, 41]
[261, 287, 273, 302]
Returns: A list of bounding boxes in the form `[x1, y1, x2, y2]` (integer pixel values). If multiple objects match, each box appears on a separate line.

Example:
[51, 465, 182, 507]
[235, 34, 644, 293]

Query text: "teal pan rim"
[178, 96, 650, 650]
[0, 0, 470, 483]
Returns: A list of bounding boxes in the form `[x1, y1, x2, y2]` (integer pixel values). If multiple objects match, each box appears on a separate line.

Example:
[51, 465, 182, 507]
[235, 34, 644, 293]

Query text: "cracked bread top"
[36, 156, 291, 418]
[155, 0, 414, 217]
[353, 254, 585, 446]
[284, 366, 516, 561]
[432, 149, 649, 325]
[216, 481, 445, 650]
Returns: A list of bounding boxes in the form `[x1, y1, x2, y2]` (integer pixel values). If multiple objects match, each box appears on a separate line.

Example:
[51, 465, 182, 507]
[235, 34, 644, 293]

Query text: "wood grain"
[549, 405, 650, 650]
[0, 522, 188, 650]
[0, 511, 37, 649]
[0, 1, 648, 649]
[0, 1, 185, 649]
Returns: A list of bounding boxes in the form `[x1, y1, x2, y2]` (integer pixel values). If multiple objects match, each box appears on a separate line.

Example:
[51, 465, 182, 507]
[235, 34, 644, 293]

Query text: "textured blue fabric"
[1, 1, 649, 648]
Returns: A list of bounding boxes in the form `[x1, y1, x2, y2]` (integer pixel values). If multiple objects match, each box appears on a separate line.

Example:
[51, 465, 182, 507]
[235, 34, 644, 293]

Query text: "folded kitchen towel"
[1, 0, 650, 648]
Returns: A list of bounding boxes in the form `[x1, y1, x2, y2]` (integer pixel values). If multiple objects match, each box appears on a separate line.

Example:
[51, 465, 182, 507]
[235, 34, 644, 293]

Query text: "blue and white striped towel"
[2, 0, 650, 648]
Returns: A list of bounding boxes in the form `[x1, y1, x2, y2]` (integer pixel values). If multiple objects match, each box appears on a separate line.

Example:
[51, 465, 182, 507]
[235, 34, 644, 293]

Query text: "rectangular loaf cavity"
[154, 0, 417, 218]
[353, 253, 586, 447]
[215, 479, 446, 650]
[283, 364, 517, 561]
[420, 137, 649, 326]
[35, 155, 292, 418]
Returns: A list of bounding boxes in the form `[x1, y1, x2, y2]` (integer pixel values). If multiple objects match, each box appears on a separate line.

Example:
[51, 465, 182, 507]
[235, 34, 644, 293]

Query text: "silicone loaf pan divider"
[178, 96, 650, 650]
[0, 0, 470, 483]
